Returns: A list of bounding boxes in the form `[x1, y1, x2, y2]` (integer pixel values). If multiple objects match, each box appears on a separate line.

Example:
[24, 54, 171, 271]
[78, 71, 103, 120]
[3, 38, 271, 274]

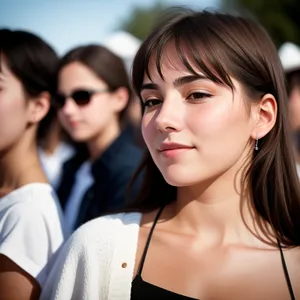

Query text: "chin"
[159, 167, 200, 187]
[69, 132, 91, 143]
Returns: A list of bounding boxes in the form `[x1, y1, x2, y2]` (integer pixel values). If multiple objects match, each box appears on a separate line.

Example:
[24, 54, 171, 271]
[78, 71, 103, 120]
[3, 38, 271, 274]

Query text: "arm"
[0, 202, 63, 293]
[0, 254, 40, 300]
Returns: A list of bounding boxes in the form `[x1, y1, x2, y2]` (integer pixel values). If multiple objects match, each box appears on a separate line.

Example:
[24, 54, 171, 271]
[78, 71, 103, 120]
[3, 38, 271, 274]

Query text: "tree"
[118, 2, 167, 41]
[222, 0, 300, 47]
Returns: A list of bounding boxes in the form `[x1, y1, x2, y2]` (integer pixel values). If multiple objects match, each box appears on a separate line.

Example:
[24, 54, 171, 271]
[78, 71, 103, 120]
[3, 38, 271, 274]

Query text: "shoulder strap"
[137, 206, 165, 276]
[278, 239, 295, 300]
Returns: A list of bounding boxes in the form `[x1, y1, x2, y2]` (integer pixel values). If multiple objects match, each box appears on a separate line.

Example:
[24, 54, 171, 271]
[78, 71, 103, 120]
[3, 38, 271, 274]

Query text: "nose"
[60, 98, 78, 116]
[155, 94, 184, 133]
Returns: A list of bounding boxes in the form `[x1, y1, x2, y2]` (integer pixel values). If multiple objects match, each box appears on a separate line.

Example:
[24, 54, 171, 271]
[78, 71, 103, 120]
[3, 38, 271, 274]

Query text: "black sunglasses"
[53, 88, 110, 109]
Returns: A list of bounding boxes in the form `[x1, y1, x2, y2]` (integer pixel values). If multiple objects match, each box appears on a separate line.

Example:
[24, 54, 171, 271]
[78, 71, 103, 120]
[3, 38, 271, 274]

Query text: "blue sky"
[0, 0, 220, 55]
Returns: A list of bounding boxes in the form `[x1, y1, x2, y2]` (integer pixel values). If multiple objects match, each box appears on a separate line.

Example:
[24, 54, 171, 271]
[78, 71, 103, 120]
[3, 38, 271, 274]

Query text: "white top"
[64, 160, 94, 237]
[0, 183, 65, 286]
[39, 142, 75, 189]
[40, 212, 142, 299]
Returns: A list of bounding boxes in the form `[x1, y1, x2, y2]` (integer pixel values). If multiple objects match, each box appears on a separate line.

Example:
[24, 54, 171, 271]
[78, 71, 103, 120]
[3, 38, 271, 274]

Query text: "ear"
[28, 92, 51, 124]
[111, 87, 129, 113]
[250, 93, 277, 140]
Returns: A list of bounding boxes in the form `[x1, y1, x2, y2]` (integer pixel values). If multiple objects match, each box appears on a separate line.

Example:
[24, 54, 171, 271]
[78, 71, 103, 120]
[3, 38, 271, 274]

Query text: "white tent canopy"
[103, 31, 142, 72]
[279, 42, 300, 73]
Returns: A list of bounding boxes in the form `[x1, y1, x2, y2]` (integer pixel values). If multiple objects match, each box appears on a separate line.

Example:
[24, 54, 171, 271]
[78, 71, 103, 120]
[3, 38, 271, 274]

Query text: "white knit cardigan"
[40, 212, 142, 300]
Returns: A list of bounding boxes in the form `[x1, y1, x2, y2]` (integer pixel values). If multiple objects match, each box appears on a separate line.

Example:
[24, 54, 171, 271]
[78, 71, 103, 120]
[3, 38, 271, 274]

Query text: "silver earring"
[254, 134, 259, 151]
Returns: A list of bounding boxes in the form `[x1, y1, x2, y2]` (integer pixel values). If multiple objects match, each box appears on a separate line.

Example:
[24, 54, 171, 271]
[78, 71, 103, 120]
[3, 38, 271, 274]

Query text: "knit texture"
[40, 212, 142, 300]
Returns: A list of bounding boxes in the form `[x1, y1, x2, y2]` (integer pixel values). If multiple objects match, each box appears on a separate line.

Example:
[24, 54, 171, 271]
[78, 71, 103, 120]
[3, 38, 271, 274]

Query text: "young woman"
[53, 45, 142, 236]
[41, 9, 300, 300]
[0, 30, 65, 299]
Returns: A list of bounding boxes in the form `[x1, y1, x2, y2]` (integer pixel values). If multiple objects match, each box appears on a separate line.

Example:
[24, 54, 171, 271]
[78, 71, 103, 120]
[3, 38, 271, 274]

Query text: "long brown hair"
[127, 8, 300, 247]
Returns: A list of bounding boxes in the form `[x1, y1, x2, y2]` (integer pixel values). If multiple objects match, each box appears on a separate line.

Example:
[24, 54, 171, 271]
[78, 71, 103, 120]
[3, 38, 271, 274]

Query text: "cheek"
[186, 104, 232, 141]
[0, 100, 27, 149]
[85, 99, 114, 124]
[141, 111, 157, 147]
[187, 103, 252, 167]
[57, 110, 69, 127]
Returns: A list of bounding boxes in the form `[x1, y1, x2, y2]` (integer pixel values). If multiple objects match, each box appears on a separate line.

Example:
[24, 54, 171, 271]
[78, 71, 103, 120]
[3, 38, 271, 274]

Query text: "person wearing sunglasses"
[54, 44, 143, 236]
[0, 29, 65, 300]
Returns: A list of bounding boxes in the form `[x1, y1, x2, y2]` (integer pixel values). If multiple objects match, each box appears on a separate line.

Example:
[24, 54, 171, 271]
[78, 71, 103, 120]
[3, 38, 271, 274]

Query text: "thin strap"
[277, 239, 295, 300]
[137, 206, 165, 276]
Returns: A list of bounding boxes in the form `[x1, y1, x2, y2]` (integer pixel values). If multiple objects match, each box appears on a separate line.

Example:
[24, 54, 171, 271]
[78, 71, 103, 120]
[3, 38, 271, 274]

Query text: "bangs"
[132, 12, 235, 95]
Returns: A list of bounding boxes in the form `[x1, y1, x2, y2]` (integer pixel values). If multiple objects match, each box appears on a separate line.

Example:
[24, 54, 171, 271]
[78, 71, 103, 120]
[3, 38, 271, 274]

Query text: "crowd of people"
[0, 6, 300, 300]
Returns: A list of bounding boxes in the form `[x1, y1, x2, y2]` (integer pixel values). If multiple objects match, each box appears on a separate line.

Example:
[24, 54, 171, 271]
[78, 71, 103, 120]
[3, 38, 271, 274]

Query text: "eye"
[187, 92, 212, 101]
[143, 98, 162, 108]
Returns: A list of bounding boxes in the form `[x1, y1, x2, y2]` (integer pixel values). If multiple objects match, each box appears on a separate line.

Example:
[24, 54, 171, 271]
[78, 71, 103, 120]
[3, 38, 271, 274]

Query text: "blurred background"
[1, 0, 299, 56]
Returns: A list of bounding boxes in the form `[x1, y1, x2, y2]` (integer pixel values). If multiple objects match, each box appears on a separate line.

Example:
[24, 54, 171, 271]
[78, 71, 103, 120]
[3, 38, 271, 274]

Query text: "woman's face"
[141, 47, 260, 187]
[58, 61, 122, 143]
[0, 59, 31, 152]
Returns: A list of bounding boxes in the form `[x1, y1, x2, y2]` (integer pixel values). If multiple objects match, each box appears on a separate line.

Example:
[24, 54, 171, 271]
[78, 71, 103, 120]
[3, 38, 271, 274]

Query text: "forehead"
[145, 43, 194, 82]
[59, 61, 107, 88]
[143, 41, 228, 88]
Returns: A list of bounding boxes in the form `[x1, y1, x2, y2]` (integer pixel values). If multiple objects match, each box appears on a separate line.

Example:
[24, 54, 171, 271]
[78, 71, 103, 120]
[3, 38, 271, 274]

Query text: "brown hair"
[127, 8, 300, 247]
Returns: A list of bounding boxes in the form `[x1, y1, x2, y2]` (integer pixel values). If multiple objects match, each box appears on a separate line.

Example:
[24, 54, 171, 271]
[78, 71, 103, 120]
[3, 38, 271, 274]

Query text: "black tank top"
[130, 206, 296, 300]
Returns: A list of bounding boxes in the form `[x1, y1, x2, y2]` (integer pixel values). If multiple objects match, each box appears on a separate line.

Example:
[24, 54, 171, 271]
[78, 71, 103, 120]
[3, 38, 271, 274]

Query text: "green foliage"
[222, 0, 300, 47]
[118, 2, 167, 41]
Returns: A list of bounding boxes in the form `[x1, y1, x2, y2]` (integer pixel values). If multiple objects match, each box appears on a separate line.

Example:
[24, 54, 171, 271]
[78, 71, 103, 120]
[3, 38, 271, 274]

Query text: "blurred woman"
[0, 29, 65, 299]
[54, 45, 142, 236]
[279, 42, 300, 176]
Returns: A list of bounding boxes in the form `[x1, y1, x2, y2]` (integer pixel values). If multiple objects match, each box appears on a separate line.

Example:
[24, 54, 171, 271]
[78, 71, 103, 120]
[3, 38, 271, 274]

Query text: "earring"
[254, 134, 259, 151]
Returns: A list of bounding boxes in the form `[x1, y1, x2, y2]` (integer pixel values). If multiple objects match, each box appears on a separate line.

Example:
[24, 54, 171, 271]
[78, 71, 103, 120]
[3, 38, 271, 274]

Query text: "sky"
[0, 0, 220, 55]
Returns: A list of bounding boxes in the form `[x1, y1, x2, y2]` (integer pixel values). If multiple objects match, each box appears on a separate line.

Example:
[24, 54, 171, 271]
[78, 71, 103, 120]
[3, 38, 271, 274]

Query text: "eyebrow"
[173, 74, 209, 87]
[141, 74, 209, 92]
[140, 83, 159, 91]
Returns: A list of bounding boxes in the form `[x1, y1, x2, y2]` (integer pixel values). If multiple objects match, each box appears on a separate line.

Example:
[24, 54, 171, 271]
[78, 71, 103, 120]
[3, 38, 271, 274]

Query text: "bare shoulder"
[139, 204, 174, 231]
[140, 209, 161, 227]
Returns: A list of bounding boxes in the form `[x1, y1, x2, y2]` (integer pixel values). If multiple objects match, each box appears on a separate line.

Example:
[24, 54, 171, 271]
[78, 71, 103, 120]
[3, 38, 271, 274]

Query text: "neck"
[87, 119, 121, 161]
[0, 131, 47, 196]
[170, 160, 267, 248]
[41, 119, 63, 155]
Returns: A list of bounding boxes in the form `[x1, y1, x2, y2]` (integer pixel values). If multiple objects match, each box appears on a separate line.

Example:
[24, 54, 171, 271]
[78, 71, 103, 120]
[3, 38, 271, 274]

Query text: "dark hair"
[127, 8, 300, 247]
[0, 29, 58, 141]
[57, 44, 132, 123]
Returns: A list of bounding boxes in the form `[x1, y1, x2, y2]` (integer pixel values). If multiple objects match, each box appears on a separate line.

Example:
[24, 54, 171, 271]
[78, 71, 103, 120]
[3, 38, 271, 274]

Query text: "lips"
[159, 142, 194, 152]
[67, 119, 81, 128]
[158, 142, 194, 158]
